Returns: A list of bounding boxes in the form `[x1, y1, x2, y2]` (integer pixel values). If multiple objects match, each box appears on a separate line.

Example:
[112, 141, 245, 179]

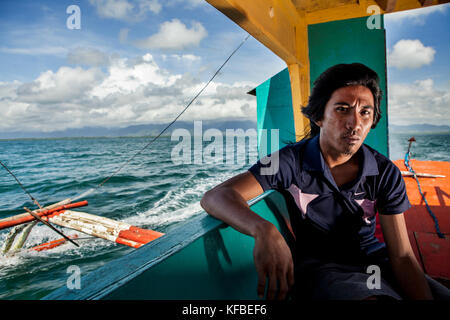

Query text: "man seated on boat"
[201, 63, 450, 300]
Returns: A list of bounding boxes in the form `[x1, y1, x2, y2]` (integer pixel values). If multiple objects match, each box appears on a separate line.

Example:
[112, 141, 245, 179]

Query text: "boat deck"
[393, 159, 450, 287]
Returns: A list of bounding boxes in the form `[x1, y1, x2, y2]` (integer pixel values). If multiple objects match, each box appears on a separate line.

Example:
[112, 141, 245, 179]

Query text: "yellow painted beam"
[206, 0, 312, 139]
[288, 9, 311, 141]
[305, 0, 386, 25]
[292, 0, 358, 12]
[376, 0, 398, 12]
[206, 0, 447, 140]
[304, 0, 446, 24]
[207, 0, 447, 60]
[205, 0, 302, 64]
[288, 63, 311, 140]
[394, 0, 446, 11]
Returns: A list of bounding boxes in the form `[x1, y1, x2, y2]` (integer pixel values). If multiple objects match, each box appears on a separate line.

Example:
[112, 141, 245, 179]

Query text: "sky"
[0, 0, 448, 136]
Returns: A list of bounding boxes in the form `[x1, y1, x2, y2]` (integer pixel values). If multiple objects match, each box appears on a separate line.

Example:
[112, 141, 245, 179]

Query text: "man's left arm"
[379, 213, 433, 300]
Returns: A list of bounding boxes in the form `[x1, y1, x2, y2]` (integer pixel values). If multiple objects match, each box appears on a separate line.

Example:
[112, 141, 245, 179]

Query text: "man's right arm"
[200, 171, 294, 300]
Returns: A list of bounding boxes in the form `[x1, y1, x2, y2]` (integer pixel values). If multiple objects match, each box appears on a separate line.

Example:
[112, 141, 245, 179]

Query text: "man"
[200, 63, 449, 300]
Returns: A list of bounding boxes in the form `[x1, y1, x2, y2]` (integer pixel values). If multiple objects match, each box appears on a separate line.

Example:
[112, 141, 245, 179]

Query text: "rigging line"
[0, 160, 79, 247]
[23, 207, 79, 247]
[404, 142, 445, 239]
[0, 160, 43, 210]
[91, 33, 251, 191]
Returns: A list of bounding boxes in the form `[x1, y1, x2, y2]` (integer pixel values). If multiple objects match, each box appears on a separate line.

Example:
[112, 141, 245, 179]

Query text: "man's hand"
[253, 222, 294, 300]
[380, 213, 433, 299]
[200, 172, 294, 299]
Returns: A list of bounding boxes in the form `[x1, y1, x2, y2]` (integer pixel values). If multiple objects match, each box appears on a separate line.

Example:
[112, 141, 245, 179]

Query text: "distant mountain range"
[390, 124, 450, 133]
[1, 122, 448, 140]
[0, 120, 258, 140]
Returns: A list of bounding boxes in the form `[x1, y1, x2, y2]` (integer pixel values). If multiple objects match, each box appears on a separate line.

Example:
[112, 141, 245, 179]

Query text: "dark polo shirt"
[248, 135, 411, 264]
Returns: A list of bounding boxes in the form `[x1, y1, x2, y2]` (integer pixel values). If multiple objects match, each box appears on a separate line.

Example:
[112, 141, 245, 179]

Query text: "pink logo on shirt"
[354, 198, 377, 225]
[287, 184, 319, 218]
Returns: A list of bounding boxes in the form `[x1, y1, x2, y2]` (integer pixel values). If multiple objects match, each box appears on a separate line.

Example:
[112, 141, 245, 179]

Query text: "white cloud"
[387, 39, 435, 69]
[119, 28, 130, 43]
[67, 47, 111, 67]
[89, 0, 161, 21]
[174, 54, 201, 62]
[388, 79, 450, 126]
[90, 0, 133, 19]
[134, 19, 207, 50]
[91, 53, 180, 99]
[0, 46, 68, 56]
[138, 0, 162, 14]
[166, 0, 207, 9]
[16, 67, 105, 104]
[161, 54, 201, 63]
[0, 54, 256, 133]
[385, 5, 447, 25]
[0, 81, 20, 98]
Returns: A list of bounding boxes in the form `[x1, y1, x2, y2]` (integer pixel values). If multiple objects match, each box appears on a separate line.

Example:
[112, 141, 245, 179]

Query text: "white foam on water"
[0, 222, 114, 274]
[0, 138, 259, 298]
[125, 170, 240, 229]
[71, 188, 96, 201]
[0, 162, 248, 282]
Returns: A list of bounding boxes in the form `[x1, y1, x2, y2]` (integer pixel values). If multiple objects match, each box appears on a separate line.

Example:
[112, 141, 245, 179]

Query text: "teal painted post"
[255, 69, 296, 157]
[254, 16, 389, 157]
[308, 16, 389, 157]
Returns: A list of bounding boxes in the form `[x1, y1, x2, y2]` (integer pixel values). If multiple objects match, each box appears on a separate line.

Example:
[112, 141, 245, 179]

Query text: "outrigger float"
[0, 199, 164, 254]
[1, 0, 448, 299]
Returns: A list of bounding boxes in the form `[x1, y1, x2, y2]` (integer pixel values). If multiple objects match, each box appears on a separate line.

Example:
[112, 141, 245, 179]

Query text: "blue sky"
[0, 0, 448, 135]
[0, 0, 281, 83]
[384, 5, 449, 125]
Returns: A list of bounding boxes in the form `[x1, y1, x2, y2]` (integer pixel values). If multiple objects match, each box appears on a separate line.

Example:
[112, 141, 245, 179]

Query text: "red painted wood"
[391, 159, 450, 285]
[30, 234, 79, 252]
[0, 200, 88, 230]
[119, 227, 164, 245]
[414, 231, 449, 283]
[374, 212, 384, 243]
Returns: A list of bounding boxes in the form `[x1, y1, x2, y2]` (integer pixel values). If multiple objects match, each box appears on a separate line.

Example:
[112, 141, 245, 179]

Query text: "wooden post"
[287, 9, 311, 141]
[0, 200, 86, 230]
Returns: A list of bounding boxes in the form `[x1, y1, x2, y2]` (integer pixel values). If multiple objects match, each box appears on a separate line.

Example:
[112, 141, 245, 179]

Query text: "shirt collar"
[302, 135, 379, 177]
[360, 143, 379, 176]
[302, 135, 324, 172]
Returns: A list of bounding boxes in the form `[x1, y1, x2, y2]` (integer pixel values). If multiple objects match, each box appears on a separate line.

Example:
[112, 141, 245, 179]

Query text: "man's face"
[316, 85, 375, 157]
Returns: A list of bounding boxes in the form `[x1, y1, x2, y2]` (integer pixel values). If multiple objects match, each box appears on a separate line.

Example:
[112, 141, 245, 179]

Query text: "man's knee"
[363, 295, 378, 300]
[425, 275, 450, 300]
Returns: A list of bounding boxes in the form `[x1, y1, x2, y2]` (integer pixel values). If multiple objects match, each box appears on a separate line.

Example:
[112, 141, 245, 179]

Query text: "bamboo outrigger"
[1, 199, 164, 254]
[4, 0, 448, 299]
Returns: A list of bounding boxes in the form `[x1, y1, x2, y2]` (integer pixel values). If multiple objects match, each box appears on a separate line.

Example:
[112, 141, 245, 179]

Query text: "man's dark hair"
[301, 63, 382, 137]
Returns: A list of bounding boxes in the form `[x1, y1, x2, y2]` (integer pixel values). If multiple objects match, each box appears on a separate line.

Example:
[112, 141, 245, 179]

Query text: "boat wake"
[0, 167, 243, 275]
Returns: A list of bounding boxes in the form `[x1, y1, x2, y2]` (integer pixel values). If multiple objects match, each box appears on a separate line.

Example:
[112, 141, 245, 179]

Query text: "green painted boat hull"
[43, 191, 292, 299]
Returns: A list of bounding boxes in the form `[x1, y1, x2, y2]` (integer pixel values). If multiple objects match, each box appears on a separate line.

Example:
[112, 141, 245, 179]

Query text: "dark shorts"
[293, 255, 450, 300]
